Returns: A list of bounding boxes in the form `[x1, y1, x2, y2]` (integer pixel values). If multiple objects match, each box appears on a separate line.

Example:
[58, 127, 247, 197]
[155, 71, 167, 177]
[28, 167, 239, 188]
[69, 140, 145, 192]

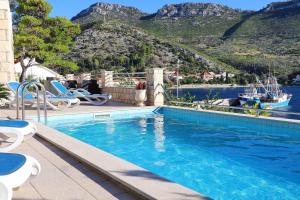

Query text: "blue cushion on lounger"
[0, 153, 26, 176]
[7, 82, 35, 100]
[0, 120, 29, 128]
[51, 81, 70, 95]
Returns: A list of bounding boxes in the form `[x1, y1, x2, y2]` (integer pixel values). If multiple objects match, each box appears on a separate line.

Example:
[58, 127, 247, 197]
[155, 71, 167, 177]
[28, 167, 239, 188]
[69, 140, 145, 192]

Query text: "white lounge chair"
[7, 82, 80, 110]
[0, 119, 37, 152]
[0, 153, 41, 200]
[0, 120, 37, 136]
[0, 121, 41, 200]
[51, 80, 112, 106]
[0, 130, 24, 153]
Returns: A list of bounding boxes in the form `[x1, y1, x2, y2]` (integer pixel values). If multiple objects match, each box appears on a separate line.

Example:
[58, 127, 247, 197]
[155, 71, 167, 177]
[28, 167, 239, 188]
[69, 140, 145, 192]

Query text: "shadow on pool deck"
[174, 192, 213, 200]
[112, 169, 170, 182]
[112, 170, 212, 200]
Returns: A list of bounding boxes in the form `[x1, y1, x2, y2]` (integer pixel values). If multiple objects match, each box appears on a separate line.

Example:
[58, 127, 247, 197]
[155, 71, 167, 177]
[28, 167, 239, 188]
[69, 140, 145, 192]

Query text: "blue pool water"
[47, 108, 300, 200]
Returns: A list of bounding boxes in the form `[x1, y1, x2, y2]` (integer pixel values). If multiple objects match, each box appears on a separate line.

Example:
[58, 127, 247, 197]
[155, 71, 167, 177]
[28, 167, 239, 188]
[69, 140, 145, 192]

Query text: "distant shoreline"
[170, 84, 248, 89]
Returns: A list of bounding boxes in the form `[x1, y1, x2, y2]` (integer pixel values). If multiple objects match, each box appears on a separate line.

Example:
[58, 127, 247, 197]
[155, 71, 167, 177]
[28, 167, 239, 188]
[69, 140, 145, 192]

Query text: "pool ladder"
[16, 80, 47, 123]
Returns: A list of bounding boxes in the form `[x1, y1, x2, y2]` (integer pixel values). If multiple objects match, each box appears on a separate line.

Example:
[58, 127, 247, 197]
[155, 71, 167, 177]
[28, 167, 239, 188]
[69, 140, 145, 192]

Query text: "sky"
[48, 0, 284, 19]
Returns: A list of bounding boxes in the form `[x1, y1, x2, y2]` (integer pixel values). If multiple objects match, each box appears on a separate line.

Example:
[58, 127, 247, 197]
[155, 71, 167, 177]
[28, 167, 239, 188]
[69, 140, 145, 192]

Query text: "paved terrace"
[11, 136, 140, 200]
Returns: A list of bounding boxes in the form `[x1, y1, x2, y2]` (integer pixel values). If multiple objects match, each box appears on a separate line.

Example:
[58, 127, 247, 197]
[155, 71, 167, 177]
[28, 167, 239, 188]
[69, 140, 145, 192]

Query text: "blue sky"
[48, 0, 282, 19]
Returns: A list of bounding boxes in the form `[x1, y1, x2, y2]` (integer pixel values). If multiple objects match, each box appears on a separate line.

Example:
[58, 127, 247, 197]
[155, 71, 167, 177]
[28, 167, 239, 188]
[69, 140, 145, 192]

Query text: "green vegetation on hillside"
[69, 1, 300, 84]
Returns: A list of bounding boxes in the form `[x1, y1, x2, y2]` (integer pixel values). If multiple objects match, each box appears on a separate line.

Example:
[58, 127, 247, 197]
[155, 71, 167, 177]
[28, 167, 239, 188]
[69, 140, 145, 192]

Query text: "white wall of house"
[0, 0, 15, 83]
[15, 58, 63, 80]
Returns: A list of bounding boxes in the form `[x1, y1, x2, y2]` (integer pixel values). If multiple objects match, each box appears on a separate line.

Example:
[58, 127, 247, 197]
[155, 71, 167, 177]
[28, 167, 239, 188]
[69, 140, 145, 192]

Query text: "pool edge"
[163, 105, 300, 125]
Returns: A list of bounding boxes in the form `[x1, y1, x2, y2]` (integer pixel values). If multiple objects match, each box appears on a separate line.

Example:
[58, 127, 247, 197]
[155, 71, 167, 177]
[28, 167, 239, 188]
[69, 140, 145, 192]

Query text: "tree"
[14, 0, 81, 82]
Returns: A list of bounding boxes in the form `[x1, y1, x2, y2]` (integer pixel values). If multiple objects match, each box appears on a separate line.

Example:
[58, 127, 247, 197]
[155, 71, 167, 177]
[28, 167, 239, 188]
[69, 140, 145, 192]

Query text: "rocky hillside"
[69, 0, 300, 81]
[72, 3, 145, 25]
[155, 3, 241, 18]
[263, 0, 300, 12]
[69, 21, 233, 74]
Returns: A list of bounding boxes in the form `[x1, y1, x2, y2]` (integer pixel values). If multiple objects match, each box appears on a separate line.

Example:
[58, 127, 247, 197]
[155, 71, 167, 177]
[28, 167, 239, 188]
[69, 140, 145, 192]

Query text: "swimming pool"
[46, 107, 300, 200]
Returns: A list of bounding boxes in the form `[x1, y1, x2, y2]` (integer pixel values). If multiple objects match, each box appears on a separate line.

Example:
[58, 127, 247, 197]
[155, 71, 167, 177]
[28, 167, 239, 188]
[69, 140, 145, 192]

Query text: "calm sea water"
[174, 86, 300, 120]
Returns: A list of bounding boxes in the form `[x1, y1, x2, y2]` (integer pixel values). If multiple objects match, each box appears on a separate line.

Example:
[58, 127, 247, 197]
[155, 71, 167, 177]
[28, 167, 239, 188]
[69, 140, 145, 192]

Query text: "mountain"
[155, 3, 241, 18]
[68, 21, 234, 74]
[214, 0, 300, 76]
[72, 3, 146, 25]
[263, 0, 300, 12]
[69, 1, 300, 83]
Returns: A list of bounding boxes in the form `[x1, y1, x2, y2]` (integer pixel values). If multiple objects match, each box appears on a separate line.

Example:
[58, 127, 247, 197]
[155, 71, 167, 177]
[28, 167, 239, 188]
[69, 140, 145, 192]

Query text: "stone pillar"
[0, 0, 15, 83]
[101, 70, 113, 88]
[146, 68, 164, 106]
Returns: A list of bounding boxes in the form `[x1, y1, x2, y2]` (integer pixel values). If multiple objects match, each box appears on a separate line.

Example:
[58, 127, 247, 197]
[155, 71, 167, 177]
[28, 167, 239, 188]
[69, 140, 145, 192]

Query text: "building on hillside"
[200, 71, 215, 81]
[15, 58, 64, 80]
[215, 72, 226, 80]
[214, 72, 235, 80]
[165, 70, 183, 82]
[0, 0, 15, 83]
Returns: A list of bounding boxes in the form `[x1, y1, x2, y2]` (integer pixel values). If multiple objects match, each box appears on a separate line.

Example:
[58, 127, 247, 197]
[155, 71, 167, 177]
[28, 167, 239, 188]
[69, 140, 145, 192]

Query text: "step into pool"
[46, 107, 300, 200]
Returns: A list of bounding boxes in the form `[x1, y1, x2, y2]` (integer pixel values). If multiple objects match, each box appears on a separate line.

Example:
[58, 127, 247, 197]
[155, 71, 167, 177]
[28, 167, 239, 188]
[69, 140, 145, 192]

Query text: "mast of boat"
[256, 76, 272, 96]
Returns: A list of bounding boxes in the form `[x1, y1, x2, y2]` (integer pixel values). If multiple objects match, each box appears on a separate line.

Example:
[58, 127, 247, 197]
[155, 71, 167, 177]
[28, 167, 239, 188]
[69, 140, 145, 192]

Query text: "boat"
[238, 84, 261, 106]
[258, 76, 292, 109]
[238, 76, 292, 109]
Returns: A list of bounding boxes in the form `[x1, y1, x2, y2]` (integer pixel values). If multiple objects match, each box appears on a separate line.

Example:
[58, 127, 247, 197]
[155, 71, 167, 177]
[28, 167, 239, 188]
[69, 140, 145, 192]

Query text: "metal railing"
[16, 80, 47, 123]
[112, 72, 146, 88]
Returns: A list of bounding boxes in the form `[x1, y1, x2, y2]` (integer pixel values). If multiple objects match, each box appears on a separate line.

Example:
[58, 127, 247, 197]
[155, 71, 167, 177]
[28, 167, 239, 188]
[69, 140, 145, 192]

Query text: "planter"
[135, 89, 147, 107]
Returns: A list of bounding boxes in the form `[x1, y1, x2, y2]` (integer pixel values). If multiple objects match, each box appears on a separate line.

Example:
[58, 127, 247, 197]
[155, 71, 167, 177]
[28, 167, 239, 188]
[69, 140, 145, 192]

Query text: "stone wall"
[101, 68, 164, 106]
[146, 68, 164, 106]
[103, 87, 136, 105]
[0, 0, 15, 83]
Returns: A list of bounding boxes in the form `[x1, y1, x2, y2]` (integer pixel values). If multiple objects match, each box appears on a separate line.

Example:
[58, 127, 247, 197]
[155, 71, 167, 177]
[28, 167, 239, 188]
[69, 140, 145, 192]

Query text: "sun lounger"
[0, 130, 23, 153]
[7, 81, 80, 110]
[0, 120, 37, 136]
[0, 153, 41, 200]
[51, 80, 111, 106]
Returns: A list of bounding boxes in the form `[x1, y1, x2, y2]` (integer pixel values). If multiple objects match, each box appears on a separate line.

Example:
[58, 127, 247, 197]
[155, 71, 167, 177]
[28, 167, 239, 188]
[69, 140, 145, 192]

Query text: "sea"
[174, 86, 300, 120]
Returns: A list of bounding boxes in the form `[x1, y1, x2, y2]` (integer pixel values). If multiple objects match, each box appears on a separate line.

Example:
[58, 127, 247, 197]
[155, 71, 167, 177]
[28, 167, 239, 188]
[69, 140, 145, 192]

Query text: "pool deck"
[0, 102, 208, 200]
[11, 135, 140, 200]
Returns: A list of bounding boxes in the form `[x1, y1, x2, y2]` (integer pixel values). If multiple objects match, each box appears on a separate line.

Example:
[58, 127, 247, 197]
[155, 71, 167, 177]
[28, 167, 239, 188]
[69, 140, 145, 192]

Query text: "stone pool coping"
[164, 105, 300, 126]
[35, 119, 209, 200]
